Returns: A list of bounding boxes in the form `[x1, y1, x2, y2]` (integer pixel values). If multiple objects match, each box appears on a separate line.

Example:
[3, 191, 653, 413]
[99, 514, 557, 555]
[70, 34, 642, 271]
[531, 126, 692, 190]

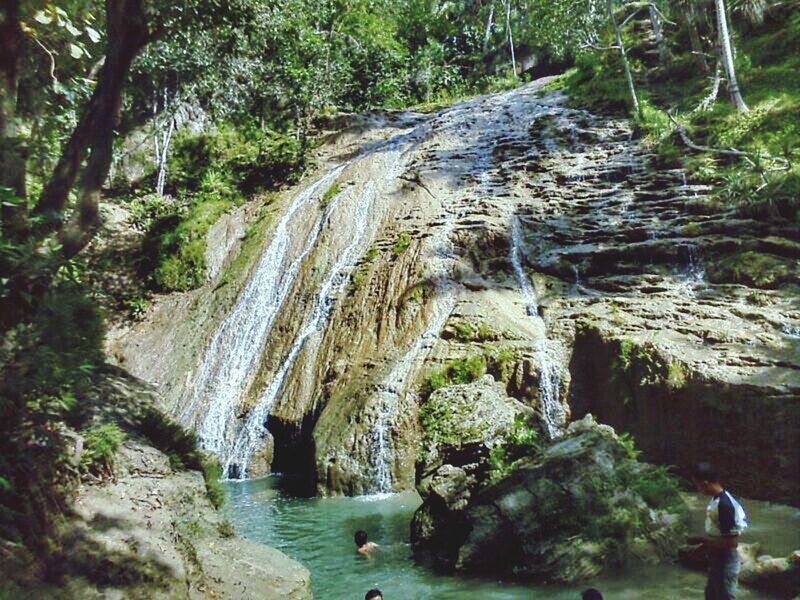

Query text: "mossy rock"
[706, 251, 797, 289]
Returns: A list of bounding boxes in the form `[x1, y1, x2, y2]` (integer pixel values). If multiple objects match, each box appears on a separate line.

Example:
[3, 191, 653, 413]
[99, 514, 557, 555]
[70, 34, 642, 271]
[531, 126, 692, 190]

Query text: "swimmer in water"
[355, 530, 379, 556]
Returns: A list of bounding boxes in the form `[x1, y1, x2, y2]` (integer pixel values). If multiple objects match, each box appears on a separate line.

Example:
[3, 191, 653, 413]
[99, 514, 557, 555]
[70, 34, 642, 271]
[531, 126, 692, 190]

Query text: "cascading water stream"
[370, 283, 456, 493]
[221, 132, 422, 479]
[510, 215, 566, 440]
[224, 181, 379, 477]
[181, 164, 348, 455]
[369, 215, 458, 494]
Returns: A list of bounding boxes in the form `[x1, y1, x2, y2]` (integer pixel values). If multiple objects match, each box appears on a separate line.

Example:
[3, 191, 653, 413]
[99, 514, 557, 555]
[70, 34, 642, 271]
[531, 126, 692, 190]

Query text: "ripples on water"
[225, 478, 798, 600]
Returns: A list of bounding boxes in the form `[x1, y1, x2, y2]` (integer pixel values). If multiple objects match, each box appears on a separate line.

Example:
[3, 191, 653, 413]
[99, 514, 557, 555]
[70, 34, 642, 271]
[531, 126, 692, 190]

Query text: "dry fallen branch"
[666, 111, 791, 190]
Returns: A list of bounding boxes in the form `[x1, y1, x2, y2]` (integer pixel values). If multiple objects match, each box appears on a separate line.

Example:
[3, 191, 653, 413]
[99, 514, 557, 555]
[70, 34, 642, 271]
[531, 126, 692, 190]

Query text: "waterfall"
[685, 244, 706, 283]
[370, 284, 456, 493]
[224, 180, 379, 478]
[218, 131, 418, 478]
[511, 216, 539, 317]
[510, 215, 566, 439]
[181, 164, 348, 454]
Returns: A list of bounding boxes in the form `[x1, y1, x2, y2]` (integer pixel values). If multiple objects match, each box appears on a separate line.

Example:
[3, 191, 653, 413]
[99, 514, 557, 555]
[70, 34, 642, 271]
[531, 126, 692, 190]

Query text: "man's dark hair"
[581, 589, 603, 600]
[365, 589, 383, 600]
[355, 530, 368, 547]
[691, 462, 720, 483]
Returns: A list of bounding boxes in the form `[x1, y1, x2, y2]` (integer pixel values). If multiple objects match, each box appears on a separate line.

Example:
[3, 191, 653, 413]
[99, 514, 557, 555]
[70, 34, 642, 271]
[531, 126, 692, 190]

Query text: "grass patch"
[426, 354, 487, 392]
[392, 231, 413, 255]
[320, 181, 343, 208]
[80, 423, 126, 477]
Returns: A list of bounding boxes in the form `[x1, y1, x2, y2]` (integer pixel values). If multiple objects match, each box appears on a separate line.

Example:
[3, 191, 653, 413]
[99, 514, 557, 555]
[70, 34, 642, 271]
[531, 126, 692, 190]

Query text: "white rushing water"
[181, 164, 348, 455]
[224, 180, 378, 477]
[222, 133, 419, 478]
[510, 215, 566, 439]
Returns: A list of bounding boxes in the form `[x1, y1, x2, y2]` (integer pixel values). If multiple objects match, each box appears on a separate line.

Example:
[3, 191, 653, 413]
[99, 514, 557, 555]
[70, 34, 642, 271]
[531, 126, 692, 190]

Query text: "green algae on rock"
[412, 415, 688, 583]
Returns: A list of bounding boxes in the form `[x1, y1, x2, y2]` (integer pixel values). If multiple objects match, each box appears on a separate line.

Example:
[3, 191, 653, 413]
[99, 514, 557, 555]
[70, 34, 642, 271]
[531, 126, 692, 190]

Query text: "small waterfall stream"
[185, 121, 424, 478]
[181, 164, 348, 454]
[369, 202, 458, 493]
[224, 180, 379, 477]
[510, 215, 567, 439]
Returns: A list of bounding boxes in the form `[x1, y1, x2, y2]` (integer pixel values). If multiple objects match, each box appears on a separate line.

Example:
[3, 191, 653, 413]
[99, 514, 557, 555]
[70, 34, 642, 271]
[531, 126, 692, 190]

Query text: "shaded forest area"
[0, 0, 797, 584]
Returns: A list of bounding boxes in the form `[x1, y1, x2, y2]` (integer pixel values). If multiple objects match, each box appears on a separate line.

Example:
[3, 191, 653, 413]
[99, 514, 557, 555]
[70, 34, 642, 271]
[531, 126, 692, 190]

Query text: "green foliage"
[706, 251, 795, 289]
[135, 125, 308, 293]
[151, 194, 233, 291]
[321, 182, 343, 208]
[217, 520, 235, 538]
[201, 458, 225, 510]
[128, 194, 179, 232]
[80, 423, 126, 476]
[122, 296, 151, 321]
[348, 269, 366, 294]
[486, 346, 519, 383]
[620, 463, 685, 514]
[666, 361, 687, 390]
[392, 231, 413, 255]
[419, 396, 484, 447]
[452, 321, 497, 343]
[0, 276, 104, 553]
[618, 432, 641, 461]
[489, 414, 542, 481]
[169, 125, 305, 195]
[364, 245, 380, 262]
[427, 354, 488, 393]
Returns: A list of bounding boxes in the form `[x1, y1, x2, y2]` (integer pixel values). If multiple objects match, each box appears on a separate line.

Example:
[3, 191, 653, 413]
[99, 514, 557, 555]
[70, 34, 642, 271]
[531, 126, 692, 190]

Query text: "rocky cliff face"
[108, 78, 800, 503]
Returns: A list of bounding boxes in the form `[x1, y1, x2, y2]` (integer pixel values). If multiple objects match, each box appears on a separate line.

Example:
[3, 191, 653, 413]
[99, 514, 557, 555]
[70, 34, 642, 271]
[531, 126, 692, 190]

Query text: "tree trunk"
[483, 1, 495, 52]
[714, 0, 748, 111]
[649, 5, 670, 65]
[0, 0, 28, 239]
[35, 0, 150, 253]
[504, 0, 516, 76]
[682, 0, 710, 74]
[608, 0, 641, 117]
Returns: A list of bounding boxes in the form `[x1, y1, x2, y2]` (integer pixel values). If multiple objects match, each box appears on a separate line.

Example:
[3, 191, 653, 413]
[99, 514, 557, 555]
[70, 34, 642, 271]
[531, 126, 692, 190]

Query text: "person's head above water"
[581, 589, 603, 600]
[354, 530, 369, 548]
[690, 462, 724, 495]
[365, 589, 383, 600]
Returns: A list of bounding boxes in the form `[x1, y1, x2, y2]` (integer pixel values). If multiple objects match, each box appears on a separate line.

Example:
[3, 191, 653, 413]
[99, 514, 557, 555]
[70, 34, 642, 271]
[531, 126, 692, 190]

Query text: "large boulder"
[412, 414, 687, 583]
[412, 375, 533, 557]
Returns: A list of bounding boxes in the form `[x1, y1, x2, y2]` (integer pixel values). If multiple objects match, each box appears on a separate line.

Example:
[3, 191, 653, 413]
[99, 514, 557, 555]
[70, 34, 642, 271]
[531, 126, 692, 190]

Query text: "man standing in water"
[364, 589, 383, 600]
[355, 530, 379, 556]
[688, 463, 748, 600]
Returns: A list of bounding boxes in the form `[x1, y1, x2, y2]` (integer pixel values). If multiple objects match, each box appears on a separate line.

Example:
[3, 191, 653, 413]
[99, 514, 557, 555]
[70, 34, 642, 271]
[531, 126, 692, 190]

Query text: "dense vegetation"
[0, 0, 796, 582]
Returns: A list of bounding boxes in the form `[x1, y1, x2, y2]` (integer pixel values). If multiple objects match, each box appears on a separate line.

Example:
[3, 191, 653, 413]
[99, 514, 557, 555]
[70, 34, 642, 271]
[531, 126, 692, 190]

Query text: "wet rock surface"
[412, 415, 687, 583]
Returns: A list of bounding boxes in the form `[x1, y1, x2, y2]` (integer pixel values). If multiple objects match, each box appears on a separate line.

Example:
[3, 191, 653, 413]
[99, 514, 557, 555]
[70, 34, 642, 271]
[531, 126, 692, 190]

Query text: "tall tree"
[0, 0, 28, 239]
[714, 0, 748, 111]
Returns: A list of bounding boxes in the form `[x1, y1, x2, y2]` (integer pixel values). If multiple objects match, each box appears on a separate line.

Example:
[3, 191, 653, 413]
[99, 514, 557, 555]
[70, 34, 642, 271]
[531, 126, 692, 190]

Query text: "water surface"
[225, 478, 799, 600]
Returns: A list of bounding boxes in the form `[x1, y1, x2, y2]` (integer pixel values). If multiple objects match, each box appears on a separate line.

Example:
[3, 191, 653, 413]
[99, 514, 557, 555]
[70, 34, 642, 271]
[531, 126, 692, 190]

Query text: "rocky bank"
[1, 370, 311, 599]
